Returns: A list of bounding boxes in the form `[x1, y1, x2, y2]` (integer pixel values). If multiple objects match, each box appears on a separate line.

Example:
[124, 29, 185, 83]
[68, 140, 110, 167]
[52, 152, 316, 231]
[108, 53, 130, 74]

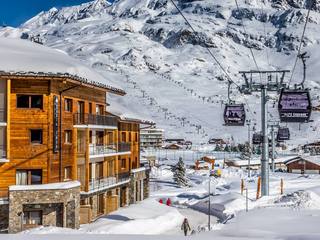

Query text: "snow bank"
[81, 199, 184, 235]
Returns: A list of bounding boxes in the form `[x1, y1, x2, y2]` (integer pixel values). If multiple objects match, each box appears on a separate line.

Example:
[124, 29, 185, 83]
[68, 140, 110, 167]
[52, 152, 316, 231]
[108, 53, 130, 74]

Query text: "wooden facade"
[0, 75, 143, 209]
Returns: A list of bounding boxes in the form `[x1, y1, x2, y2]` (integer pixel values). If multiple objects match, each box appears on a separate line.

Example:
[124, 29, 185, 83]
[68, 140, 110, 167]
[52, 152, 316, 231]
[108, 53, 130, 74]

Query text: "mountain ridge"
[1, 0, 320, 146]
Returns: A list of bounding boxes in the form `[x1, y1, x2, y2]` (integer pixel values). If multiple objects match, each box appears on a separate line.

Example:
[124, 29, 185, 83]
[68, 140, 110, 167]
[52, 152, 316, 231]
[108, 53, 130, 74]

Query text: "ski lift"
[278, 52, 312, 123]
[224, 81, 246, 126]
[277, 127, 290, 142]
[278, 88, 312, 123]
[252, 133, 262, 145]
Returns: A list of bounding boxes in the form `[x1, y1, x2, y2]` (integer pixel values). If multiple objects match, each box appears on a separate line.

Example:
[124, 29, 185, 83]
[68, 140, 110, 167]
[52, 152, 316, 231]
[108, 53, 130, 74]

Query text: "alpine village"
[1, 0, 320, 239]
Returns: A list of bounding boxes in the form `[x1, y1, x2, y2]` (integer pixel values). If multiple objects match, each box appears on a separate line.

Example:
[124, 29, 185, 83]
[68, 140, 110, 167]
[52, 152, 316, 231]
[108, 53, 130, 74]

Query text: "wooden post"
[6, 79, 10, 160]
[256, 177, 261, 200]
[72, 128, 78, 180]
[85, 128, 90, 192]
[241, 179, 245, 195]
[280, 178, 284, 195]
[195, 160, 200, 170]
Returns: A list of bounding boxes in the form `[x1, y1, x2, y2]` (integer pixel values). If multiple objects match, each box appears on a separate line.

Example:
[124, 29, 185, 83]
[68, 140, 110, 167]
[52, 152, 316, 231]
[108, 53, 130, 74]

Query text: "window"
[96, 105, 104, 115]
[96, 131, 104, 146]
[16, 169, 42, 185]
[129, 133, 132, 142]
[64, 167, 72, 181]
[135, 133, 138, 142]
[121, 159, 126, 169]
[17, 95, 43, 109]
[30, 129, 43, 144]
[89, 131, 93, 144]
[65, 130, 72, 144]
[121, 132, 126, 142]
[89, 103, 93, 114]
[23, 211, 42, 226]
[65, 99, 72, 112]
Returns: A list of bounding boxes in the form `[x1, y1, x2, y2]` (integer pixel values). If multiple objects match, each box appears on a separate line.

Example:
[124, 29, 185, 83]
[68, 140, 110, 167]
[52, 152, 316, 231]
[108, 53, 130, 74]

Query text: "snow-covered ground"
[2, 0, 320, 145]
[12, 151, 320, 239]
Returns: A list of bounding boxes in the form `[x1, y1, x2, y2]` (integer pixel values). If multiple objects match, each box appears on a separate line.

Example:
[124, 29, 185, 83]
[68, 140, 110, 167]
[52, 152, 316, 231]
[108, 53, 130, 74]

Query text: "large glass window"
[64, 99, 72, 112]
[23, 211, 42, 226]
[16, 169, 42, 185]
[17, 95, 43, 109]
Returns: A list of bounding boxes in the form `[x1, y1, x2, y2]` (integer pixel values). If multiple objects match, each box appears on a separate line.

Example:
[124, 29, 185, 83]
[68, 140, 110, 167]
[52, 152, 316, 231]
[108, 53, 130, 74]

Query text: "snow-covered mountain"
[1, 0, 320, 145]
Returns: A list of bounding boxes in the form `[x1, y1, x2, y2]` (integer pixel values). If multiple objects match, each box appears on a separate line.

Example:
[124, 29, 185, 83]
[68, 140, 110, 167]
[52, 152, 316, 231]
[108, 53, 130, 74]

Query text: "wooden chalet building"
[0, 38, 151, 233]
[284, 155, 320, 174]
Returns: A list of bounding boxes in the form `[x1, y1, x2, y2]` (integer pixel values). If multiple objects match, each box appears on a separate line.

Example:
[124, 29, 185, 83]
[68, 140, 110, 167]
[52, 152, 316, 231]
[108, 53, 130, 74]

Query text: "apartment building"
[140, 127, 164, 149]
[0, 38, 150, 233]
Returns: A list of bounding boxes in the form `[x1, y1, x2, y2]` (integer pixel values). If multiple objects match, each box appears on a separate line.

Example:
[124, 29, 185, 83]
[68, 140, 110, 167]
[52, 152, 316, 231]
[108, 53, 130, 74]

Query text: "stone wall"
[8, 186, 80, 233]
[129, 168, 150, 204]
[0, 204, 8, 232]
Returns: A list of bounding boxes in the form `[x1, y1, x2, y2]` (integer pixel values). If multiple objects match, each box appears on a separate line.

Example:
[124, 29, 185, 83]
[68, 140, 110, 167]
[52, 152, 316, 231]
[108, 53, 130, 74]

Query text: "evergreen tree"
[224, 145, 231, 152]
[214, 144, 221, 151]
[173, 157, 189, 187]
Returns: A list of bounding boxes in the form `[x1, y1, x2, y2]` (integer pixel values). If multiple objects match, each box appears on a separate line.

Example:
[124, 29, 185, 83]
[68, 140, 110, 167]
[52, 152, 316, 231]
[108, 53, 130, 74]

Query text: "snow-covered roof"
[0, 37, 125, 95]
[284, 155, 320, 166]
[227, 156, 297, 167]
[9, 181, 81, 191]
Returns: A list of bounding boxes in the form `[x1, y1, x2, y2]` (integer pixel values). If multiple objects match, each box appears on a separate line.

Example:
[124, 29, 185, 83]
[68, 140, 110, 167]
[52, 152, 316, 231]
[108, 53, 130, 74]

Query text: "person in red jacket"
[166, 198, 171, 206]
[159, 199, 163, 204]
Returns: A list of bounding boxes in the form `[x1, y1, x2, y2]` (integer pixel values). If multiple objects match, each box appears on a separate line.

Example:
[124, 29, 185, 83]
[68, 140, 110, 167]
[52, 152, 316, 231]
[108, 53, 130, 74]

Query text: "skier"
[181, 218, 191, 236]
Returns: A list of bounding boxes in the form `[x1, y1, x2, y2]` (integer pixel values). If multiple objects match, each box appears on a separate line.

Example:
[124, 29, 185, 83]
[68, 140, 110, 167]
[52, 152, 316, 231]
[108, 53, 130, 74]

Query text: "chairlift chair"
[277, 127, 290, 142]
[252, 133, 263, 145]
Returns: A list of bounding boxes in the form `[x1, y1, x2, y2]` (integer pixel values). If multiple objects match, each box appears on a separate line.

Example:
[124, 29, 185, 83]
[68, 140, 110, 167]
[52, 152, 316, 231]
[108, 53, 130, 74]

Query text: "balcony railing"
[119, 142, 131, 152]
[0, 108, 6, 122]
[90, 144, 117, 156]
[73, 113, 118, 127]
[0, 145, 6, 159]
[89, 143, 131, 156]
[89, 173, 130, 191]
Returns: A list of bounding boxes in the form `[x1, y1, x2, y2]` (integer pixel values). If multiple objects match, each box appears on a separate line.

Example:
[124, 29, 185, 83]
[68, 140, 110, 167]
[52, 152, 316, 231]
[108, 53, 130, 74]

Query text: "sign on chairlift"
[224, 104, 246, 126]
[278, 89, 312, 123]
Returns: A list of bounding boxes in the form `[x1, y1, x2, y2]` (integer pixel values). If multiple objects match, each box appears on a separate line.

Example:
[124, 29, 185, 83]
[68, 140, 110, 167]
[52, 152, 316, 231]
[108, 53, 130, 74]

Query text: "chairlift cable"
[255, 0, 271, 67]
[288, 1, 314, 86]
[169, 0, 240, 89]
[169, 0, 256, 120]
[234, 0, 261, 74]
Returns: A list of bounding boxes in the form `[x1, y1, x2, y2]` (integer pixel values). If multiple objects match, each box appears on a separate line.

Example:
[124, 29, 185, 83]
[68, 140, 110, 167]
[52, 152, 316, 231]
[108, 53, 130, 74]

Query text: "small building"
[284, 156, 320, 174]
[164, 138, 185, 145]
[163, 143, 183, 150]
[225, 156, 292, 170]
[140, 127, 164, 149]
[208, 138, 226, 145]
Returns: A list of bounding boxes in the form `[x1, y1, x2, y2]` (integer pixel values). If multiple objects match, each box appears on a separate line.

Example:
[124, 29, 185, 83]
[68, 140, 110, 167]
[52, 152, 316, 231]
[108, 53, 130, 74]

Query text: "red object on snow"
[159, 199, 163, 204]
[166, 198, 171, 206]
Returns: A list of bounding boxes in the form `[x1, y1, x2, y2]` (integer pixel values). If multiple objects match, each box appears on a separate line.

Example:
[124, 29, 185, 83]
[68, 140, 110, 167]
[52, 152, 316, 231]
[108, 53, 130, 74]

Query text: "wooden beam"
[6, 79, 10, 160]
[85, 128, 90, 192]
[72, 128, 78, 180]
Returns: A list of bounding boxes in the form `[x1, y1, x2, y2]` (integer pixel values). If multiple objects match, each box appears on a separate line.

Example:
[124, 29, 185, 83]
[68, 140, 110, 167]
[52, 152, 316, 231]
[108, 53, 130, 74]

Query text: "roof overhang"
[0, 71, 126, 96]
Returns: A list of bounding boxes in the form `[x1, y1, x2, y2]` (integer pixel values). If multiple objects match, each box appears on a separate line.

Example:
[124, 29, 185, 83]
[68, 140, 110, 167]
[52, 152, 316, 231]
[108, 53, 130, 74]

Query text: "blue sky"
[1, 0, 100, 27]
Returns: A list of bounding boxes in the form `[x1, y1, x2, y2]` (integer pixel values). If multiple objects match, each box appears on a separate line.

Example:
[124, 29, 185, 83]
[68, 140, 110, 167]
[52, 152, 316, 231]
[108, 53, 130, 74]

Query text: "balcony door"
[77, 101, 85, 124]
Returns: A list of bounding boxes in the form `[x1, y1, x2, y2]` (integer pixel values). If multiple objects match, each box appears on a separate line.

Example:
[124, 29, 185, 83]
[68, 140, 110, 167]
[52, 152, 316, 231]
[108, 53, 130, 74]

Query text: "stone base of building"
[8, 181, 80, 234]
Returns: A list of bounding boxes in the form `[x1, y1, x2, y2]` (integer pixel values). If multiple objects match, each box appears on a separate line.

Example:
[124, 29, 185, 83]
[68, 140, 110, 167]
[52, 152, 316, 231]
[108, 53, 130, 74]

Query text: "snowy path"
[165, 207, 217, 235]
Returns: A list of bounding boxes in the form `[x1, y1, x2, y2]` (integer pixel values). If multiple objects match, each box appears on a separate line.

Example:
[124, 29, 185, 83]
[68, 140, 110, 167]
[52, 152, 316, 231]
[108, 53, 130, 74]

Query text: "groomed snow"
[0, 37, 123, 92]
[9, 181, 80, 191]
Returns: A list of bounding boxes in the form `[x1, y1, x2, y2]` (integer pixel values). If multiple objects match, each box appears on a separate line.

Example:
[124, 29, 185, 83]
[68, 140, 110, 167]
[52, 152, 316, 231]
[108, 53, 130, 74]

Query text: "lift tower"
[240, 70, 289, 196]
